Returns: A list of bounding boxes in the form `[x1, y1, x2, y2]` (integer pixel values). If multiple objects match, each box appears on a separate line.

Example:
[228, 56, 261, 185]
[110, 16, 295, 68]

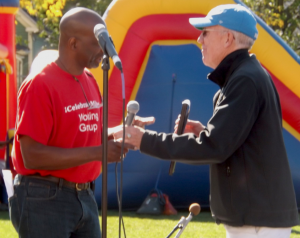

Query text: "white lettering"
[79, 123, 98, 132]
[79, 123, 86, 132]
[78, 112, 99, 122]
[64, 101, 102, 114]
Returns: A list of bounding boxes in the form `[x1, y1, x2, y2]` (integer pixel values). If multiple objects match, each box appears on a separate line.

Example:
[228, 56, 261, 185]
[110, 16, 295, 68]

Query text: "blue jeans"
[9, 176, 101, 238]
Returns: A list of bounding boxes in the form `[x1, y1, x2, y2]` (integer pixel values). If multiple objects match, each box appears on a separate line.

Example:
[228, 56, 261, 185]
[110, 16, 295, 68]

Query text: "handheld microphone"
[94, 24, 122, 71]
[125, 101, 140, 126]
[169, 99, 191, 176]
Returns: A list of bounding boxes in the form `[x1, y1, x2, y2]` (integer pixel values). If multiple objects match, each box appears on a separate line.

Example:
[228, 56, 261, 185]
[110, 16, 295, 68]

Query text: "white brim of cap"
[189, 17, 216, 29]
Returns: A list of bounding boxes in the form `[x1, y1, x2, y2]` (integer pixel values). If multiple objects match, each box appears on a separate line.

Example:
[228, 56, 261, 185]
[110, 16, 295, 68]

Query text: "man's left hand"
[113, 126, 145, 150]
[132, 116, 155, 128]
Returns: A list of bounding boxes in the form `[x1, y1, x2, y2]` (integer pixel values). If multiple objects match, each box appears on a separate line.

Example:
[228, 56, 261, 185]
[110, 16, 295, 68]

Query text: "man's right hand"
[174, 115, 205, 137]
[106, 140, 129, 163]
[19, 135, 129, 170]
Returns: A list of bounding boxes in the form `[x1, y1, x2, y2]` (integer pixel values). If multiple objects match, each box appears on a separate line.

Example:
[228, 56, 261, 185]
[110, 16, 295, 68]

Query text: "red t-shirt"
[12, 62, 102, 183]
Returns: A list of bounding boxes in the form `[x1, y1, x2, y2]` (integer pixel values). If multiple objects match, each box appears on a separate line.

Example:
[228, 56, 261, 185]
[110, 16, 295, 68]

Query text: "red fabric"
[108, 14, 204, 127]
[12, 62, 102, 183]
[107, 14, 300, 136]
[0, 13, 17, 159]
[0, 13, 17, 130]
[266, 69, 300, 135]
[0, 71, 6, 159]
[163, 194, 177, 215]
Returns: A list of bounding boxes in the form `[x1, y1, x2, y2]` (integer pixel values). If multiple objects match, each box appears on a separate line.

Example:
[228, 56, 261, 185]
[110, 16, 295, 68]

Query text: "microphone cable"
[114, 71, 127, 238]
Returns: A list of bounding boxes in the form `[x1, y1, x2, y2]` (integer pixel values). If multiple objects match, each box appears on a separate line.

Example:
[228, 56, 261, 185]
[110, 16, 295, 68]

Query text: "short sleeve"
[16, 76, 53, 145]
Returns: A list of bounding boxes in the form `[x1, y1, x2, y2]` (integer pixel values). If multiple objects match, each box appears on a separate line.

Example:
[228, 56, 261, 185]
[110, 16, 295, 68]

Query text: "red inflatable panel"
[108, 14, 203, 127]
[108, 13, 300, 137]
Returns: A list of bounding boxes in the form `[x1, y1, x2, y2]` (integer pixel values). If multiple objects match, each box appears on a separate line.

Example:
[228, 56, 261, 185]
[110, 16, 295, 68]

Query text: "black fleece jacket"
[140, 49, 299, 227]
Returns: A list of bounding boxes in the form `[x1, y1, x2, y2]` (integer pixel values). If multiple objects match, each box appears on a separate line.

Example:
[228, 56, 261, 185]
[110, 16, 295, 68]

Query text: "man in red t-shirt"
[9, 7, 155, 238]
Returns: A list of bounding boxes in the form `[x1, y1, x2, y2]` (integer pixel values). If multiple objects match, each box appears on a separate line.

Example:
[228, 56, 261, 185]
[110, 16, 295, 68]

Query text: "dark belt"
[14, 174, 92, 191]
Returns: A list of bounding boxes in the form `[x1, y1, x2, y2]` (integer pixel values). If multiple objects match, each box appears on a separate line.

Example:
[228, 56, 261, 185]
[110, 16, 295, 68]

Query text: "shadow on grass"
[292, 229, 300, 235]
[102, 209, 214, 223]
[0, 211, 10, 220]
[104, 210, 300, 228]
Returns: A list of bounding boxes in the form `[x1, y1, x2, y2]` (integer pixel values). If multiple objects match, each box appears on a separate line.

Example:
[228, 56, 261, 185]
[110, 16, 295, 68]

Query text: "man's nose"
[197, 32, 204, 44]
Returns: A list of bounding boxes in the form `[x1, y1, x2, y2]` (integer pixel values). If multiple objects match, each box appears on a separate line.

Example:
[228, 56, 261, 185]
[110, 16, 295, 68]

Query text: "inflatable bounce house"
[0, 0, 299, 210]
[0, 0, 19, 204]
[0, 0, 18, 170]
[89, 0, 300, 210]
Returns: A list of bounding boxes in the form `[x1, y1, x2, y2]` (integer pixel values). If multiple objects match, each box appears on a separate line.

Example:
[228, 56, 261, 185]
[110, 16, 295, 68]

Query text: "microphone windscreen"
[127, 101, 139, 114]
[94, 24, 106, 36]
[189, 203, 201, 216]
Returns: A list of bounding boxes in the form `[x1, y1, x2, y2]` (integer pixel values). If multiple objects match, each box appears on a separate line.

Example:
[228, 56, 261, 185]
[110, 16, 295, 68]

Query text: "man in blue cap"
[113, 4, 299, 237]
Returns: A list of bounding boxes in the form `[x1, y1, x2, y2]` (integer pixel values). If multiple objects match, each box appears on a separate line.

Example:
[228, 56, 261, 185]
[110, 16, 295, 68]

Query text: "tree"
[20, 0, 66, 48]
[20, 0, 300, 56]
[242, 0, 300, 56]
[19, 0, 112, 49]
[64, 0, 112, 16]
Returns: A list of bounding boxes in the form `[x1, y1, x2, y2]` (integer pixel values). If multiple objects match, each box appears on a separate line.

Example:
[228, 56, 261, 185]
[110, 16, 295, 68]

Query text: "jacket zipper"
[226, 166, 231, 176]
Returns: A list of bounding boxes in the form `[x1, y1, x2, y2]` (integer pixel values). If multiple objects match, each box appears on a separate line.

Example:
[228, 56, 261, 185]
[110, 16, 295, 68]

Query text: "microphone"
[94, 24, 123, 71]
[169, 99, 191, 175]
[125, 101, 140, 126]
[166, 203, 201, 238]
[189, 203, 201, 216]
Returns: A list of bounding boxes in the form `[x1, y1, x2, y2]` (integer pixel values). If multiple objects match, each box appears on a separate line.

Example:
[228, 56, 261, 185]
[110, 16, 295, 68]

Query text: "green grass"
[0, 210, 300, 238]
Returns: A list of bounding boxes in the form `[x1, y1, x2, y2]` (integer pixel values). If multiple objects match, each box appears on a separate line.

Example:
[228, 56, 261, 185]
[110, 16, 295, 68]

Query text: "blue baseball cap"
[189, 4, 258, 40]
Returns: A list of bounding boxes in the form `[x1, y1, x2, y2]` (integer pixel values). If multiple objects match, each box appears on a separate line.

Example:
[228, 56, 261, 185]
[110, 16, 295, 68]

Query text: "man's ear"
[69, 37, 77, 51]
[224, 31, 235, 48]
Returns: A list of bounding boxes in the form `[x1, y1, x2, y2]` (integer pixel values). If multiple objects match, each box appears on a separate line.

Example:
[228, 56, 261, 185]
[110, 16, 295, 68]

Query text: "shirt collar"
[208, 49, 250, 88]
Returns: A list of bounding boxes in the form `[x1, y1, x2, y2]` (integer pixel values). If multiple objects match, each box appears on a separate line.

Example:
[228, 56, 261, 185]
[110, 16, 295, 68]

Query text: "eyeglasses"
[73, 76, 102, 110]
[201, 29, 228, 37]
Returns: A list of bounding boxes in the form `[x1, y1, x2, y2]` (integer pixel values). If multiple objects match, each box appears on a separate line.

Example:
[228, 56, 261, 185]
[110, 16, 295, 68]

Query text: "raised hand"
[132, 116, 155, 128]
[113, 126, 145, 150]
[174, 115, 205, 137]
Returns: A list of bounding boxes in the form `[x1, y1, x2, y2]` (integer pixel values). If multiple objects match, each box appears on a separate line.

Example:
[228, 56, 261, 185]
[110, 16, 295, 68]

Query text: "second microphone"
[125, 101, 140, 126]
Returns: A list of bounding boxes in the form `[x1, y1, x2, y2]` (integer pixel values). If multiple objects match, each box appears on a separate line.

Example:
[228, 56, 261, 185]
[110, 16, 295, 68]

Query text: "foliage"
[15, 35, 28, 46]
[19, 0, 299, 56]
[64, 0, 113, 17]
[20, 0, 66, 49]
[19, 0, 112, 49]
[242, 0, 300, 56]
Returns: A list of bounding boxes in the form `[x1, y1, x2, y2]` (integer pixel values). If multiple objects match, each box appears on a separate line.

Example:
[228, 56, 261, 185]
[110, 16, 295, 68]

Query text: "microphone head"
[94, 23, 107, 36]
[182, 99, 191, 107]
[127, 101, 139, 114]
[189, 203, 201, 216]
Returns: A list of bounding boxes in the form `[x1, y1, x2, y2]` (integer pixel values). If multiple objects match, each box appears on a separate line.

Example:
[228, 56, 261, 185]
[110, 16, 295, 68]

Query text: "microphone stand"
[166, 212, 194, 238]
[166, 203, 200, 238]
[101, 54, 110, 238]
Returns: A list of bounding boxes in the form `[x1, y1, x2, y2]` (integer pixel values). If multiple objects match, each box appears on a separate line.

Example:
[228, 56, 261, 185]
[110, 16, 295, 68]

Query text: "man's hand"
[132, 116, 155, 128]
[19, 135, 127, 170]
[107, 116, 154, 140]
[109, 116, 154, 151]
[113, 126, 145, 150]
[106, 140, 129, 163]
[0, 139, 13, 149]
[174, 115, 205, 137]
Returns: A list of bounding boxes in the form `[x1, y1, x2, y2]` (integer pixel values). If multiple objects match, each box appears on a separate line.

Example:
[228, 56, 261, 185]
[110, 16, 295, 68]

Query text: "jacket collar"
[208, 49, 250, 88]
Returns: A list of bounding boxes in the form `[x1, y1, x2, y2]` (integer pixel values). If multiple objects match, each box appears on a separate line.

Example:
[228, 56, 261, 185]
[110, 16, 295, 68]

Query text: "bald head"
[59, 7, 105, 45]
[56, 7, 106, 74]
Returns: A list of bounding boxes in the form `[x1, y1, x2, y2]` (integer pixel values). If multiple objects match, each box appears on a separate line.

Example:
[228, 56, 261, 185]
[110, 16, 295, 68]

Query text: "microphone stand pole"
[166, 213, 194, 238]
[101, 54, 110, 238]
